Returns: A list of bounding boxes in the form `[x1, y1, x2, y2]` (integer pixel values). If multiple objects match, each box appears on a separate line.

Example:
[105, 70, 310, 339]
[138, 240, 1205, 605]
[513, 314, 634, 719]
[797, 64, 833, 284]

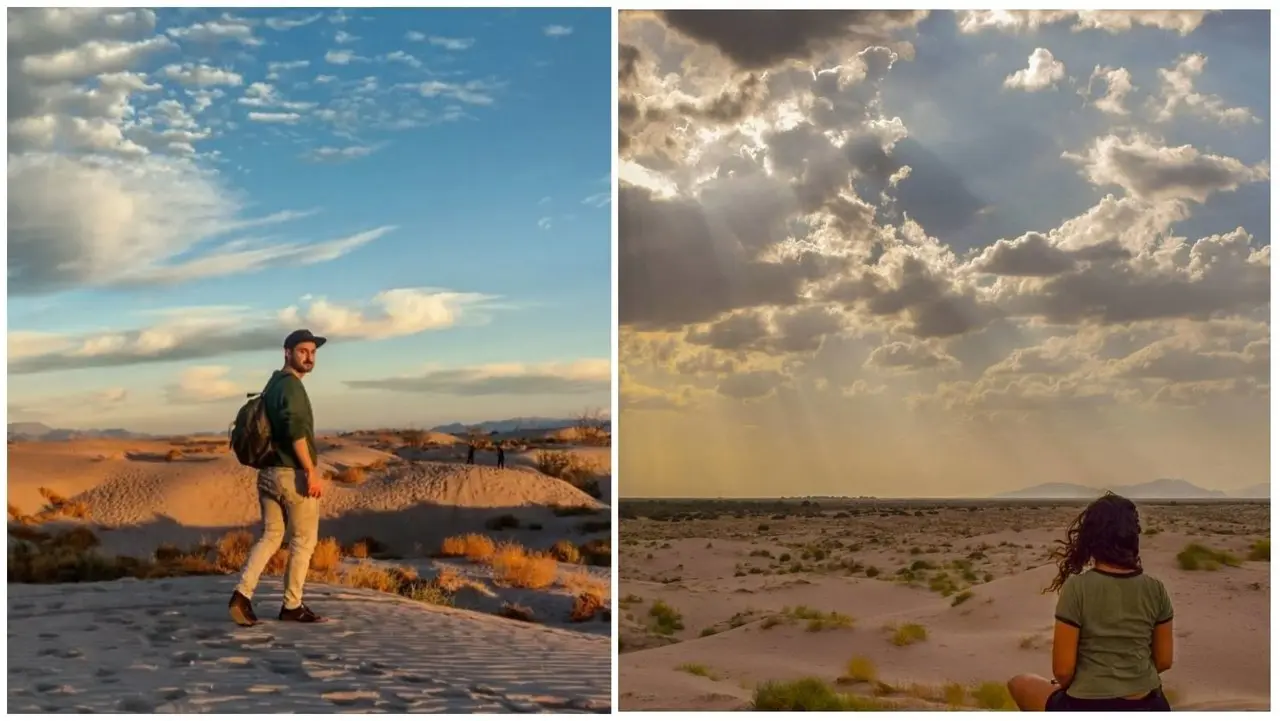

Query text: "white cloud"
[166, 18, 261, 47]
[248, 111, 301, 124]
[1151, 53, 1259, 125]
[1084, 65, 1134, 115]
[384, 51, 422, 68]
[166, 366, 244, 403]
[264, 14, 322, 31]
[324, 49, 359, 65]
[11, 287, 494, 374]
[543, 25, 574, 37]
[1064, 133, 1270, 203]
[161, 63, 243, 87]
[302, 145, 379, 163]
[957, 10, 1209, 35]
[537, 217, 553, 230]
[266, 59, 310, 80]
[582, 192, 610, 208]
[335, 30, 360, 44]
[429, 36, 475, 51]
[346, 359, 610, 396]
[1003, 48, 1065, 92]
[417, 80, 498, 105]
[405, 31, 426, 42]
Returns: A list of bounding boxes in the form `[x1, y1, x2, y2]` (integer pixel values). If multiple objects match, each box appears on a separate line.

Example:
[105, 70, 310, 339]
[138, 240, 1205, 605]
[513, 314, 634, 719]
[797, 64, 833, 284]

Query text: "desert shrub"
[10, 533, 221, 585]
[35, 487, 90, 521]
[970, 681, 1015, 710]
[677, 662, 716, 678]
[485, 514, 521, 531]
[865, 566, 880, 578]
[500, 602, 536, 622]
[400, 429, 426, 448]
[1248, 539, 1270, 562]
[490, 543, 558, 589]
[549, 539, 582, 564]
[165, 449, 183, 462]
[8, 503, 24, 521]
[754, 678, 890, 711]
[891, 623, 928, 646]
[951, 590, 974, 607]
[334, 466, 366, 484]
[153, 543, 184, 563]
[533, 450, 600, 497]
[1176, 543, 1241, 571]
[439, 533, 496, 561]
[348, 540, 370, 559]
[844, 656, 877, 683]
[311, 537, 342, 573]
[785, 606, 853, 631]
[570, 591, 607, 622]
[9, 524, 52, 543]
[648, 599, 684, 635]
[578, 538, 610, 567]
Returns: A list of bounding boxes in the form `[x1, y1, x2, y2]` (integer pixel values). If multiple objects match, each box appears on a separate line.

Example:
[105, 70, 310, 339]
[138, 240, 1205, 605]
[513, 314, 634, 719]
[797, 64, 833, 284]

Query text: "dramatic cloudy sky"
[618, 10, 1270, 498]
[8, 8, 611, 433]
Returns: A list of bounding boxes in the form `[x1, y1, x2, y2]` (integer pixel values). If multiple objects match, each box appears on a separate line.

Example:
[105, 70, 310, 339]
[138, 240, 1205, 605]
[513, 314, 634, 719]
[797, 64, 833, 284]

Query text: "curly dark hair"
[1045, 491, 1142, 593]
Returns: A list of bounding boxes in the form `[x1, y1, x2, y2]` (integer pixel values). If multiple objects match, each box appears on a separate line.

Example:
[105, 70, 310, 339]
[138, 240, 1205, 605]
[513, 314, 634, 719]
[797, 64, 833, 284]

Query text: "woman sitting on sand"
[1007, 492, 1174, 712]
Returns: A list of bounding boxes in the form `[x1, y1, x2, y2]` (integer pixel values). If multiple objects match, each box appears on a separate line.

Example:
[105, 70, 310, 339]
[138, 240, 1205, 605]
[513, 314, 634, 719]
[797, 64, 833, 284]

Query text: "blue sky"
[8, 8, 611, 433]
[618, 10, 1268, 498]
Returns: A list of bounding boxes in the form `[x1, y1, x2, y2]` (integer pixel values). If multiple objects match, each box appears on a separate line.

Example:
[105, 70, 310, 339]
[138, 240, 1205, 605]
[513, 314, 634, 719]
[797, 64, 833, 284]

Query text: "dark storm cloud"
[658, 10, 929, 69]
[618, 183, 834, 330]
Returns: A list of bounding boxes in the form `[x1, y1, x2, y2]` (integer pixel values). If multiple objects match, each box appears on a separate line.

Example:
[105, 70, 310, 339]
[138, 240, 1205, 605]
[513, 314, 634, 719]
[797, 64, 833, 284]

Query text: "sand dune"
[618, 500, 1269, 712]
[9, 435, 613, 712]
[8, 576, 610, 713]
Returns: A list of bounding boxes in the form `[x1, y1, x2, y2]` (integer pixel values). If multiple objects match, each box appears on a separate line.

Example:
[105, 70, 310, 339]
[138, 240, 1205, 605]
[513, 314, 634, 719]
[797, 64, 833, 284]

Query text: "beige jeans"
[234, 466, 320, 609]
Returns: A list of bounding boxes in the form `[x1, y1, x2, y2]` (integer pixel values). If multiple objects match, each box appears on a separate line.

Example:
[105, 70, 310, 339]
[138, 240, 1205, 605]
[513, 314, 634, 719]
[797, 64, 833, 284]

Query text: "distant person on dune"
[496, 443, 505, 469]
[466, 444, 476, 465]
[1007, 492, 1174, 712]
[228, 329, 327, 626]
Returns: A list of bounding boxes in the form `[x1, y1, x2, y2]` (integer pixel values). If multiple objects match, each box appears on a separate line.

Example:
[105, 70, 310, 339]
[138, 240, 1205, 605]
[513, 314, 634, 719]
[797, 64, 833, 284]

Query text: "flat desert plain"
[8, 430, 612, 713]
[618, 499, 1269, 712]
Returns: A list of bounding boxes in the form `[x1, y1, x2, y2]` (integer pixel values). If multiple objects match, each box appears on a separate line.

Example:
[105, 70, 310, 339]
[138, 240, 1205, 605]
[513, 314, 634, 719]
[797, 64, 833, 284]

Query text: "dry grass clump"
[490, 542, 558, 589]
[1247, 539, 1269, 562]
[754, 678, 896, 711]
[841, 656, 877, 683]
[33, 487, 91, 522]
[214, 530, 286, 575]
[578, 538, 610, 567]
[559, 568, 608, 597]
[552, 505, 599, 517]
[533, 450, 601, 498]
[165, 448, 184, 462]
[439, 533, 497, 561]
[890, 622, 929, 646]
[549, 539, 583, 564]
[1176, 543, 1241, 571]
[311, 537, 342, 573]
[341, 563, 453, 606]
[570, 591, 607, 622]
[9, 530, 222, 584]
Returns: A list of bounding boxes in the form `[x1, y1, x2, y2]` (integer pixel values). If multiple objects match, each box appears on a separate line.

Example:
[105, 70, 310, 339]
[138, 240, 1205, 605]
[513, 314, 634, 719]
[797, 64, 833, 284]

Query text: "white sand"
[8, 576, 610, 713]
[619, 502, 1269, 711]
[9, 436, 613, 712]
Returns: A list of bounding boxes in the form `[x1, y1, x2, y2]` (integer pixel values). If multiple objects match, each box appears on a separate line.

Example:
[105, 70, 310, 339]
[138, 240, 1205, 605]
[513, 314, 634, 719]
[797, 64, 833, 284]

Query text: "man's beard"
[291, 359, 314, 374]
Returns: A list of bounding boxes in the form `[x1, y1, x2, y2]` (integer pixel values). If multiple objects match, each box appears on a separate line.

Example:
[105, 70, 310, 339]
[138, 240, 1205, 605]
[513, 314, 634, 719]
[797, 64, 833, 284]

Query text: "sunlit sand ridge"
[8, 431, 612, 713]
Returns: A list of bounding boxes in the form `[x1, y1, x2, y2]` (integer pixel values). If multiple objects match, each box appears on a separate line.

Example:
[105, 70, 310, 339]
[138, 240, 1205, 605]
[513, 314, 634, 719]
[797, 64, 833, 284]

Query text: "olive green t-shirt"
[1055, 568, 1173, 699]
[261, 370, 318, 468]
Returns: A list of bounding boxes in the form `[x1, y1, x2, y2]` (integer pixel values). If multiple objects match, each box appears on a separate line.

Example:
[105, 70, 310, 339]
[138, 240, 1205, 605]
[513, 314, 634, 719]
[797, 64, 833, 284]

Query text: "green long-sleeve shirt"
[262, 370, 318, 468]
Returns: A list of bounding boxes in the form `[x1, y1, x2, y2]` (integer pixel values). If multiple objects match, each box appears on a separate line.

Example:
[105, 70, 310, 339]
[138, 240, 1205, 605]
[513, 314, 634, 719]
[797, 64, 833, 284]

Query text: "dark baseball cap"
[284, 329, 327, 350]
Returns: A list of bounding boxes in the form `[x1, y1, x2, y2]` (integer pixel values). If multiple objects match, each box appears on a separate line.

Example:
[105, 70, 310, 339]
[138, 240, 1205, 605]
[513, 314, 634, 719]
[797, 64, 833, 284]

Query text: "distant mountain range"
[996, 478, 1268, 500]
[7, 422, 152, 442]
[430, 417, 595, 435]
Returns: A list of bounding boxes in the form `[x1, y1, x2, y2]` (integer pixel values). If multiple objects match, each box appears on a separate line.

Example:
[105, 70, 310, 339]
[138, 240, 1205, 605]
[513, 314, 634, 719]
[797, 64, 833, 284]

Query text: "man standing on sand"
[496, 443, 505, 469]
[228, 329, 327, 626]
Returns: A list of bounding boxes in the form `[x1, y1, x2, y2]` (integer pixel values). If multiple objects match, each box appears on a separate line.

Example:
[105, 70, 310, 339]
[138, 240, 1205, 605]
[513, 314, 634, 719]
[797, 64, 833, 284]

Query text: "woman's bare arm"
[1152, 619, 1174, 672]
[1051, 620, 1080, 687]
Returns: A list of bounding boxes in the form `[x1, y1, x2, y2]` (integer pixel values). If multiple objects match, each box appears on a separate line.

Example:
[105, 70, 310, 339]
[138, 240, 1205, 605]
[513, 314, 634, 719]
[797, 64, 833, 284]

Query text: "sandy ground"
[9, 434, 613, 711]
[617, 499, 1269, 712]
[8, 576, 609, 713]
